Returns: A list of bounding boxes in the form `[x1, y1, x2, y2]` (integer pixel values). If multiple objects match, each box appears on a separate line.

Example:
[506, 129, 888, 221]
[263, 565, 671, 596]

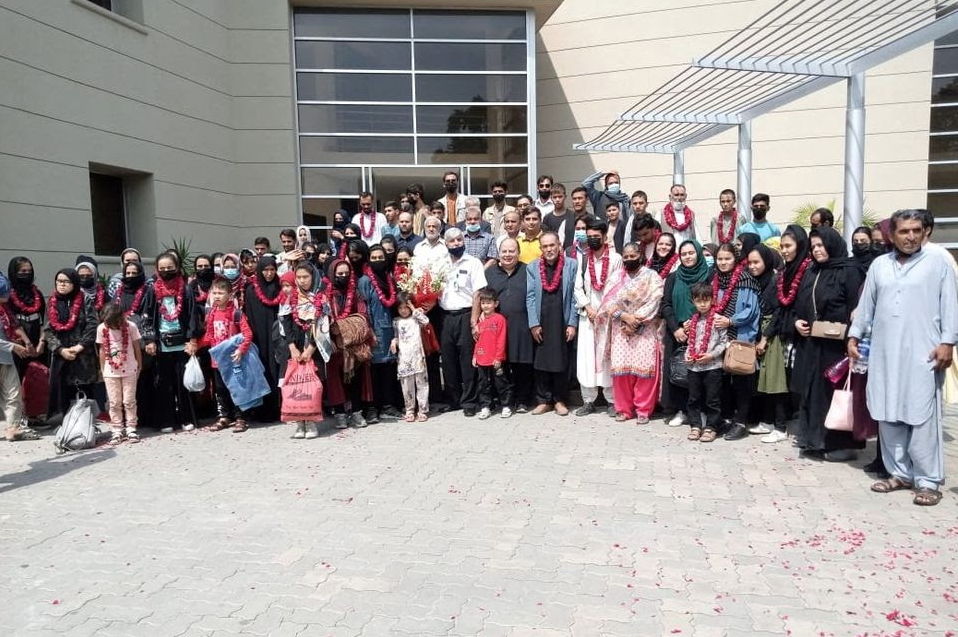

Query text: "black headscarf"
[52, 268, 82, 325]
[7, 256, 37, 298]
[255, 255, 281, 300]
[193, 254, 214, 291]
[648, 232, 677, 274]
[714, 247, 760, 323]
[750, 244, 778, 314]
[737, 233, 761, 264]
[347, 239, 370, 276]
[809, 226, 851, 271]
[121, 261, 147, 294]
[781, 224, 810, 292]
[851, 226, 876, 270]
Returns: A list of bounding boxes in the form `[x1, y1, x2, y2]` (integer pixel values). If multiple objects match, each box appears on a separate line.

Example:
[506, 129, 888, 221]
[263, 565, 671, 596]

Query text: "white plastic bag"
[54, 391, 100, 453]
[183, 355, 206, 392]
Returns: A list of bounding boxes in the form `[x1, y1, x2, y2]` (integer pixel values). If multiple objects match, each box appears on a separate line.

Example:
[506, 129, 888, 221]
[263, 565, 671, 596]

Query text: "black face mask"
[334, 275, 350, 289]
[444, 182, 458, 193]
[586, 237, 604, 251]
[449, 245, 466, 259]
[369, 261, 389, 276]
[872, 243, 888, 255]
[78, 276, 96, 289]
[123, 273, 145, 291]
[622, 259, 642, 272]
[538, 189, 551, 199]
[384, 252, 397, 268]
[852, 244, 871, 258]
[196, 269, 214, 283]
[492, 193, 505, 203]
[751, 207, 768, 219]
[158, 270, 179, 281]
[14, 272, 33, 286]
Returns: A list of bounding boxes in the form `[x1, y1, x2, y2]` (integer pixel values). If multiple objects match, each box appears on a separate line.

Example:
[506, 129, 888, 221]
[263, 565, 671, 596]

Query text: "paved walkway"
[1, 409, 956, 637]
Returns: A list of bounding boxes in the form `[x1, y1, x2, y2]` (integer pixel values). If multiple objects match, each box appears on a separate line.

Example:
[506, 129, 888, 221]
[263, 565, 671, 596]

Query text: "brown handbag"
[723, 340, 757, 375]
[809, 273, 848, 340]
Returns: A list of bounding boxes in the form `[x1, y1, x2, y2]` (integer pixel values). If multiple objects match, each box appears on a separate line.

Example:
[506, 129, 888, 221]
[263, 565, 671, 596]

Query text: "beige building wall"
[536, 0, 933, 234]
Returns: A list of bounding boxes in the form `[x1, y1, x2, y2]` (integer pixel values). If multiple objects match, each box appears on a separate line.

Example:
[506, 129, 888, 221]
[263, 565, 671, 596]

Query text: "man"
[709, 189, 747, 245]
[573, 219, 622, 416]
[440, 228, 487, 416]
[253, 237, 271, 257]
[483, 180, 515, 237]
[277, 228, 303, 274]
[582, 169, 629, 220]
[482, 237, 534, 413]
[739, 193, 781, 241]
[660, 183, 697, 245]
[518, 207, 544, 264]
[623, 190, 659, 244]
[849, 209, 958, 507]
[632, 214, 659, 262]
[515, 194, 533, 218]
[406, 182, 429, 235]
[352, 191, 387, 245]
[382, 200, 401, 238]
[570, 186, 590, 220]
[809, 207, 834, 230]
[440, 171, 466, 227]
[526, 232, 578, 416]
[542, 184, 576, 248]
[413, 216, 448, 262]
[534, 175, 556, 218]
[459, 206, 498, 268]
[606, 201, 627, 253]
[395, 211, 422, 253]
[496, 210, 522, 251]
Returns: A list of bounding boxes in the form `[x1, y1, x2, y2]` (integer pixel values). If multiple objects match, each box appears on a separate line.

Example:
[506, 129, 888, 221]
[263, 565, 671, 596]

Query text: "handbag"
[20, 361, 50, 418]
[824, 373, 854, 431]
[159, 329, 187, 348]
[669, 346, 689, 388]
[723, 340, 757, 375]
[280, 359, 324, 422]
[810, 273, 848, 340]
[421, 323, 440, 356]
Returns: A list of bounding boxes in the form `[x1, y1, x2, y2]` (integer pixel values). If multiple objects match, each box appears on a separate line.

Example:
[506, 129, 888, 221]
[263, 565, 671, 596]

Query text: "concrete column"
[737, 121, 752, 220]
[843, 73, 865, 244]
[672, 151, 685, 185]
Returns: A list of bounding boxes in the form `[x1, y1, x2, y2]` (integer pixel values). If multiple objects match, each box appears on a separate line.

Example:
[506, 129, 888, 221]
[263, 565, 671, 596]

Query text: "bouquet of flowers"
[396, 255, 449, 307]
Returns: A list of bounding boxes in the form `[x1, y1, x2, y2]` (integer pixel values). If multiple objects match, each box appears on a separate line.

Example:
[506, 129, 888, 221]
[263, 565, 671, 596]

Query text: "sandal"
[699, 429, 718, 443]
[232, 419, 248, 433]
[109, 431, 124, 446]
[614, 412, 631, 422]
[209, 417, 231, 432]
[126, 430, 140, 443]
[687, 427, 702, 441]
[416, 413, 428, 422]
[913, 487, 943, 506]
[870, 477, 912, 493]
[404, 413, 415, 422]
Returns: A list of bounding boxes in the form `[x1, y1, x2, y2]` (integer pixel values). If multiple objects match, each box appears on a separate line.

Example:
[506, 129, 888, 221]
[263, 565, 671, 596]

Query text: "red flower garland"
[194, 285, 209, 304]
[587, 249, 609, 292]
[101, 322, 129, 372]
[92, 284, 106, 311]
[777, 257, 811, 307]
[154, 276, 185, 322]
[47, 294, 84, 332]
[122, 285, 147, 317]
[648, 253, 680, 280]
[0, 304, 19, 339]
[251, 277, 282, 307]
[539, 253, 565, 293]
[359, 212, 376, 239]
[663, 202, 694, 232]
[331, 275, 356, 319]
[711, 263, 744, 315]
[686, 310, 716, 360]
[9, 286, 42, 314]
[716, 211, 738, 244]
[364, 265, 397, 307]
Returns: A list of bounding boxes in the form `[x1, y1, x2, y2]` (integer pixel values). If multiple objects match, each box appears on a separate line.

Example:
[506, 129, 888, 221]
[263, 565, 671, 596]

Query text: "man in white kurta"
[573, 219, 622, 416]
[848, 210, 958, 505]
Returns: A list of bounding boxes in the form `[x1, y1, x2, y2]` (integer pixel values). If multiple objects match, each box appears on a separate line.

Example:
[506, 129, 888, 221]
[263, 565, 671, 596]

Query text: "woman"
[188, 254, 215, 308]
[187, 254, 216, 418]
[379, 235, 398, 273]
[114, 260, 155, 429]
[75, 255, 109, 312]
[244, 255, 283, 422]
[711, 242, 761, 441]
[347, 239, 370, 278]
[279, 264, 330, 439]
[240, 249, 258, 279]
[594, 242, 665, 423]
[851, 226, 876, 271]
[660, 240, 711, 426]
[565, 215, 591, 259]
[362, 245, 401, 422]
[329, 211, 349, 261]
[221, 253, 246, 309]
[42, 268, 98, 419]
[6, 257, 46, 380]
[871, 221, 891, 255]
[792, 226, 866, 460]
[647, 232, 679, 279]
[211, 252, 225, 276]
[736, 232, 761, 264]
[748, 243, 787, 439]
[146, 253, 199, 433]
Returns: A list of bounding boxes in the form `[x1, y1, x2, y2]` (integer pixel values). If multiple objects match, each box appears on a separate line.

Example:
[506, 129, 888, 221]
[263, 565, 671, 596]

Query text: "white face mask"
[672, 200, 685, 212]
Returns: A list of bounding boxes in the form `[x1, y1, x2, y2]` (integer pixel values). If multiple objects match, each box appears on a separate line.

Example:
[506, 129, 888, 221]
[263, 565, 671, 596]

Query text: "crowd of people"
[0, 170, 954, 506]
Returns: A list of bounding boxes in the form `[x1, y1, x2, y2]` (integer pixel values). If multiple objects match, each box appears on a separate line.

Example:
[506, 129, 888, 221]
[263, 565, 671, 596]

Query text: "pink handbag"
[824, 373, 854, 431]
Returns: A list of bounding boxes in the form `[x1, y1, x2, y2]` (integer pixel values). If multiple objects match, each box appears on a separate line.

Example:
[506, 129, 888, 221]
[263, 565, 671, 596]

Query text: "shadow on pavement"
[0, 446, 117, 494]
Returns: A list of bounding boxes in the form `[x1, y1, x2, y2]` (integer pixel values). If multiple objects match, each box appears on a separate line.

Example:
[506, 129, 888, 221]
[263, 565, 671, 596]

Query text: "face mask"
[14, 272, 33, 286]
[334, 275, 350, 288]
[852, 244, 871, 258]
[449, 245, 466, 259]
[704, 255, 715, 268]
[369, 261, 389, 276]
[196, 269, 214, 283]
[586, 237, 604, 251]
[466, 223, 481, 234]
[538, 189, 551, 199]
[606, 183, 620, 195]
[751, 207, 767, 218]
[492, 193, 505, 203]
[871, 243, 888, 256]
[672, 201, 685, 212]
[78, 276, 96, 289]
[213, 266, 222, 275]
[158, 270, 178, 282]
[574, 230, 587, 243]
[444, 182, 458, 193]
[223, 268, 240, 281]
[384, 252, 397, 268]
[123, 274, 145, 289]
[622, 259, 642, 272]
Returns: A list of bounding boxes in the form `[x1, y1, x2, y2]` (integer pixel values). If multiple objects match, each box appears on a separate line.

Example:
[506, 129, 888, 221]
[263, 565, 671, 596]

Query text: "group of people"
[0, 170, 954, 506]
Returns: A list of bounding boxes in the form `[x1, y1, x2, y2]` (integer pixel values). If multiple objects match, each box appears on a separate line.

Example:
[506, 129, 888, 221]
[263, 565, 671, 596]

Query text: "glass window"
[927, 192, 958, 218]
[297, 73, 412, 102]
[417, 104, 526, 134]
[934, 47, 958, 75]
[303, 198, 358, 237]
[295, 9, 410, 39]
[415, 75, 526, 103]
[418, 137, 527, 165]
[413, 10, 525, 40]
[299, 105, 413, 134]
[931, 105, 958, 133]
[301, 168, 362, 196]
[295, 41, 410, 70]
[932, 76, 958, 104]
[415, 43, 526, 72]
[301, 136, 414, 164]
[930, 134, 958, 161]
[468, 167, 528, 199]
[928, 161, 958, 189]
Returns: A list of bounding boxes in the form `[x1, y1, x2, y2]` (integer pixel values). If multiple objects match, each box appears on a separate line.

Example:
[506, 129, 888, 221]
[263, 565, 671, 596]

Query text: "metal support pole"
[737, 121, 752, 221]
[843, 73, 865, 245]
[672, 151, 685, 185]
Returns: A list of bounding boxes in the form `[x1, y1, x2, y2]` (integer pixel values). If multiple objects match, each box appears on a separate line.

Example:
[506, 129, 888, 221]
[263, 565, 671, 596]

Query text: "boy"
[472, 287, 511, 419]
[204, 278, 255, 433]
[0, 273, 39, 441]
[683, 282, 728, 443]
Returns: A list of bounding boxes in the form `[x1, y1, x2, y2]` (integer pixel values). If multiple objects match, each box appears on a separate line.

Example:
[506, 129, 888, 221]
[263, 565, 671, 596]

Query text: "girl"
[244, 255, 283, 421]
[221, 253, 246, 309]
[710, 242, 761, 441]
[379, 235, 398, 272]
[279, 263, 329, 439]
[296, 225, 312, 249]
[188, 254, 215, 307]
[240, 249, 258, 279]
[187, 253, 216, 419]
[114, 260, 155, 429]
[211, 252, 225, 277]
[565, 215, 590, 259]
[390, 295, 430, 422]
[851, 226, 877, 271]
[43, 268, 99, 419]
[75, 255, 109, 312]
[6, 256, 46, 381]
[329, 211, 348, 261]
[205, 278, 254, 433]
[647, 232, 679, 279]
[96, 303, 142, 444]
[146, 253, 199, 434]
[363, 244, 400, 422]
[747, 244, 786, 438]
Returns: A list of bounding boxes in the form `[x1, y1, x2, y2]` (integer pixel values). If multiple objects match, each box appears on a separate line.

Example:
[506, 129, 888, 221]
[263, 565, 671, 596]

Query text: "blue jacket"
[525, 257, 579, 329]
[359, 276, 396, 364]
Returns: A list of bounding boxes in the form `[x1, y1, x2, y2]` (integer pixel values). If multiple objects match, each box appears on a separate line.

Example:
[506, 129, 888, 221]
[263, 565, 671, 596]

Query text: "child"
[0, 273, 39, 442]
[95, 302, 143, 444]
[204, 278, 254, 433]
[684, 282, 728, 443]
[472, 287, 511, 419]
[390, 294, 430, 422]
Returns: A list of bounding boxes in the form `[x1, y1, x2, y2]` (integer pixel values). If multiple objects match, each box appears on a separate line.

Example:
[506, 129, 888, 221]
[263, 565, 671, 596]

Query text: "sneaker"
[515, 404, 530, 414]
[463, 408, 476, 417]
[160, 426, 175, 434]
[292, 422, 306, 439]
[126, 430, 140, 443]
[350, 412, 368, 428]
[501, 407, 513, 419]
[304, 423, 319, 439]
[477, 407, 491, 420]
[380, 406, 403, 419]
[181, 423, 196, 432]
[606, 405, 617, 418]
[363, 409, 380, 425]
[666, 411, 688, 427]
[109, 430, 124, 446]
[575, 402, 595, 417]
[748, 423, 773, 435]
[333, 414, 348, 430]
[761, 429, 788, 444]
[723, 423, 749, 441]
